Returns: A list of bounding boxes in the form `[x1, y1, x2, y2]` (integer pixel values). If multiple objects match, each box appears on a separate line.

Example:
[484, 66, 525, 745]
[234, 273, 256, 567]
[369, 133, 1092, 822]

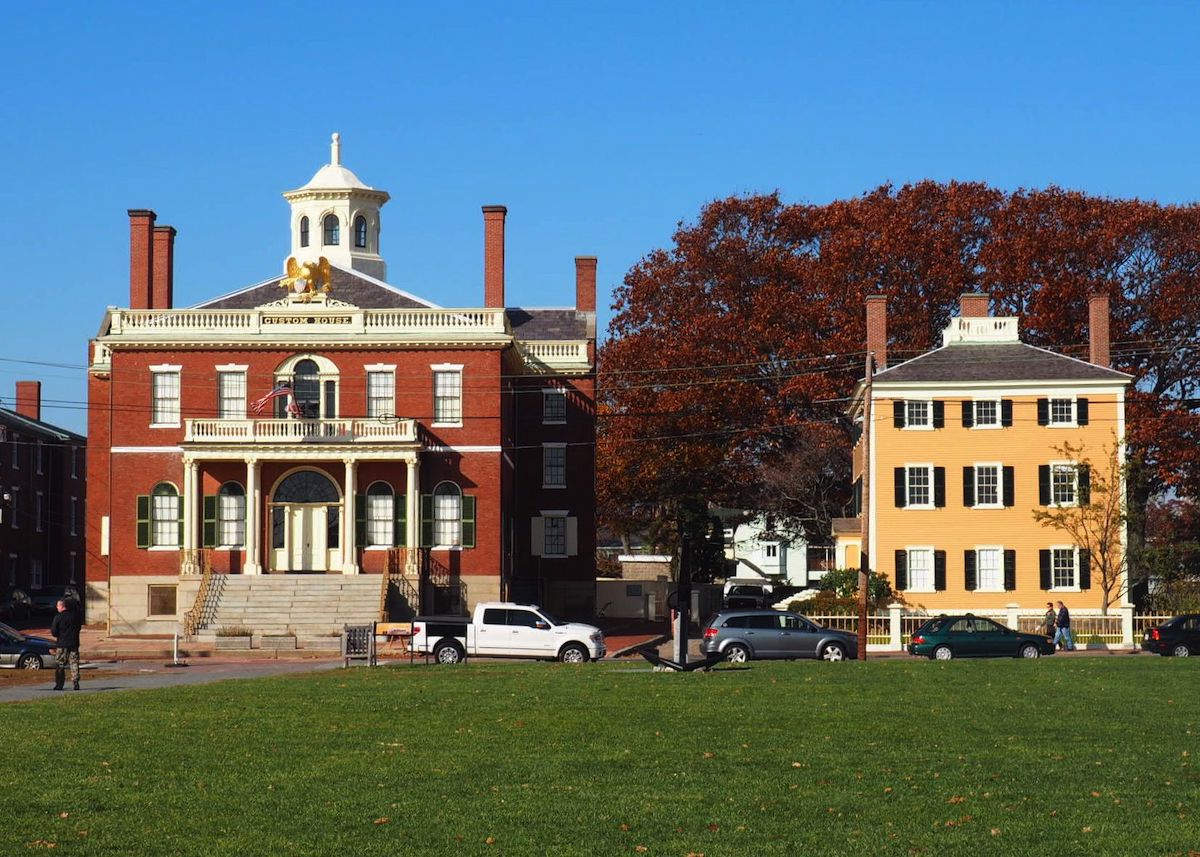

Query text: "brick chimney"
[152, 225, 177, 310]
[575, 256, 597, 313]
[866, 295, 888, 371]
[1089, 292, 1110, 367]
[128, 209, 156, 309]
[959, 292, 990, 317]
[15, 381, 41, 421]
[482, 205, 507, 308]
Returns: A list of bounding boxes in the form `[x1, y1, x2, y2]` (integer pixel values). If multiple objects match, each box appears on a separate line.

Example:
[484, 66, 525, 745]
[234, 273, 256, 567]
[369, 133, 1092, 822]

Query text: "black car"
[0, 589, 33, 621]
[28, 586, 82, 616]
[1141, 614, 1200, 657]
[0, 622, 55, 670]
[723, 585, 769, 609]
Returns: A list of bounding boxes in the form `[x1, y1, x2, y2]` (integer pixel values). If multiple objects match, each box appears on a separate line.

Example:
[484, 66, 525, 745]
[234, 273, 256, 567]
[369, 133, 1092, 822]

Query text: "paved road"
[0, 660, 343, 704]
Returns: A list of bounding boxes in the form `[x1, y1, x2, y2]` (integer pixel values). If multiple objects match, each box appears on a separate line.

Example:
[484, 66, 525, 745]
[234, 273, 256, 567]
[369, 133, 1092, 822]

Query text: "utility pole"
[857, 353, 873, 660]
[672, 511, 692, 666]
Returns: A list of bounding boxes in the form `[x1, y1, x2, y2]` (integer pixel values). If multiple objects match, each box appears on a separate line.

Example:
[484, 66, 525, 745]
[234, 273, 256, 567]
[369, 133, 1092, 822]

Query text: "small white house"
[728, 516, 819, 587]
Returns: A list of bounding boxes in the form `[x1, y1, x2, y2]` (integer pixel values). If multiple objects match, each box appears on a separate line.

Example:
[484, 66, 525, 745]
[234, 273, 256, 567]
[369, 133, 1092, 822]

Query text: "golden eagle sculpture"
[281, 257, 333, 302]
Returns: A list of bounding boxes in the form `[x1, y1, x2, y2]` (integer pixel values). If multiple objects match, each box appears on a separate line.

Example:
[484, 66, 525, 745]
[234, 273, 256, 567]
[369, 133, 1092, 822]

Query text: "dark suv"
[723, 585, 769, 609]
[702, 609, 858, 662]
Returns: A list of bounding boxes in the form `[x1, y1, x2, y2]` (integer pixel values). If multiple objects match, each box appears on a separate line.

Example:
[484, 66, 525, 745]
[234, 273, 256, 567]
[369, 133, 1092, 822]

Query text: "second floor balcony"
[185, 417, 418, 445]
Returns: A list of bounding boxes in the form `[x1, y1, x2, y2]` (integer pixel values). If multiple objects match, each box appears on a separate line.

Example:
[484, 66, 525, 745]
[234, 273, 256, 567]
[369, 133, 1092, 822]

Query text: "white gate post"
[1120, 605, 1134, 648]
[1006, 603, 1020, 631]
[888, 602, 903, 651]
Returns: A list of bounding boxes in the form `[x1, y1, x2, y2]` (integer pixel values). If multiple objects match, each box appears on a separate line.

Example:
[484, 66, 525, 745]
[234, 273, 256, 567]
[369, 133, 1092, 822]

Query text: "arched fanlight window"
[217, 482, 246, 547]
[292, 359, 320, 419]
[365, 481, 394, 547]
[323, 214, 340, 246]
[354, 216, 368, 248]
[299, 216, 310, 248]
[273, 470, 339, 503]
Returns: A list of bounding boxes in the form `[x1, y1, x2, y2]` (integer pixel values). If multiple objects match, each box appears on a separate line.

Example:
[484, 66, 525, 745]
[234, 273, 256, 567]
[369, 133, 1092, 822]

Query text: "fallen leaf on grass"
[706, 823, 719, 832]
[990, 828, 1001, 836]
[57, 813, 69, 819]
[702, 752, 715, 759]
[791, 762, 802, 768]
[29, 841, 57, 849]
[485, 835, 496, 845]
[373, 818, 389, 825]
[947, 796, 965, 805]
[634, 846, 648, 853]
[1082, 827, 1093, 833]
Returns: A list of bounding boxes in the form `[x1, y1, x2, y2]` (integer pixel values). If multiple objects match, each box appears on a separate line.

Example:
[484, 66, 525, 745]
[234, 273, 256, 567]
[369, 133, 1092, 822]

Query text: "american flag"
[250, 382, 297, 416]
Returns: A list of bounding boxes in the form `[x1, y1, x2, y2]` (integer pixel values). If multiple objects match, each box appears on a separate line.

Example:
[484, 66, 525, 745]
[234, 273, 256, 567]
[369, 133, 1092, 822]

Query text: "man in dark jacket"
[50, 598, 83, 691]
[1053, 600, 1076, 652]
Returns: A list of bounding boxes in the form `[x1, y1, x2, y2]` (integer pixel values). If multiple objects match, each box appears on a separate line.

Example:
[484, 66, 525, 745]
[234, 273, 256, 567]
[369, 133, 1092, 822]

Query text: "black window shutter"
[934, 551, 947, 591]
[961, 400, 974, 428]
[1076, 397, 1089, 426]
[202, 495, 217, 549]
[393, 495, 407, 547]
[1038, 465, 1051, 505]
[1003, 466, 1015, 507]
[894, 468, 906, 508]
[355, 495, 367, 546]
[136, 495, 151, 549]
[1004, 550, 1017, 591]
[852, 478, 862, 517]
[893, 400, 905, 429]
[1078, 466, 1091, 504]
[962, 466, 975, 507]
[894, 550, 907, 591]
[933, 467, 946, 508]
[1079, 549, 1091, 589]
[964, 550, 977, 591]
[420, 494, 434, 547]
[932, 400, 945, 428]
[462, 495, 476, 548]
[1037, 398, 1049, 426]
[1001, 399, 1013, 427]
[1039, 550, 1051, 590]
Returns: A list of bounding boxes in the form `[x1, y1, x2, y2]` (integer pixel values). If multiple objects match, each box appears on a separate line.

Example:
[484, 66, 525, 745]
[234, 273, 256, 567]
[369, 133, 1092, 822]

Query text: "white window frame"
[150, 365, 182, 428]
[975, 545, 1005, 593]
[151, 483, 181, 549]
[905, 464, 934, 509]
[972, 398, 1002, 429]
[906, 545, 936, 593]
[30, 558, 43, 590]
[364, 482, 394, 549]
[11, 433, 19, 470]
[904, 399, 933, 430]
[1049, 461, 1079, 508]
[1050, 545, 1080, 591]
[216, 366, 248, 420]
[543, 443, 567, 489]
[431, 364, 464, 427]
[35, 491, 44, 532]
[8, 489, 17, 529]
[1048, 397, 1076, 428]
[542, 388, 567, 425]
[543, 514, 568, 558]
[71, 447, 79, 479]
[973, 462, 1003, 509]
[70, 497, 79, 536]
[764, 544, 779, 558]
[35, 441, 44, 475]
[365, 365, 397, 420]
[432, 481, 463, 548]
[217, 484, 246, 548]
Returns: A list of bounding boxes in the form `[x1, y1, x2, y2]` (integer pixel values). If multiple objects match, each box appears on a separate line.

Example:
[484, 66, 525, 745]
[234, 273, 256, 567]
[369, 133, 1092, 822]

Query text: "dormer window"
[354, 216, 368, 248]
[299, 216, 310, 248]
[323, 215, 340, 246]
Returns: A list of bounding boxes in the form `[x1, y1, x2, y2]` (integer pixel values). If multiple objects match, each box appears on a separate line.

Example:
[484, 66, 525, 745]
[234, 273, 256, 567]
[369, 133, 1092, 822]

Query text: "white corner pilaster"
[244, 457, 262, 575]
[405, 455, 420, 574]
[343, 458, 359, 574]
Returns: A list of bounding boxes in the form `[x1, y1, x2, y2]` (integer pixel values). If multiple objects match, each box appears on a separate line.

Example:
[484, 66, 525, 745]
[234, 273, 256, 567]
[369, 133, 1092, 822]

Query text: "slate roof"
[874, 342, 1131, 384]
[507, 308, 589, 341]
[195, 265, 436, 310]
[0, 408, 85, 443]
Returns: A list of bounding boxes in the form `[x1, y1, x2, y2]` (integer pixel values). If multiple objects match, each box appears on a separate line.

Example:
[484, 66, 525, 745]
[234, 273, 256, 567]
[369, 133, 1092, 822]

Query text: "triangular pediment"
[193, 263, 440, 311]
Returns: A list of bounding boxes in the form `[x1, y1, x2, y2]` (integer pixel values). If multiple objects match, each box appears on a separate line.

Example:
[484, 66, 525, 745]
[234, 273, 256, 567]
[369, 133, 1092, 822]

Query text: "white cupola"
[282, 133, 390, 280]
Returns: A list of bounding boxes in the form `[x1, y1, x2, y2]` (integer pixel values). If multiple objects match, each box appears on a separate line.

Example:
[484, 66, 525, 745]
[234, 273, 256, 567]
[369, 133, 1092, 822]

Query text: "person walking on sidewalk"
[1053, 600, 1076, 652]
[1042, 602, 1056, 639]
[50, 598, 83, 691]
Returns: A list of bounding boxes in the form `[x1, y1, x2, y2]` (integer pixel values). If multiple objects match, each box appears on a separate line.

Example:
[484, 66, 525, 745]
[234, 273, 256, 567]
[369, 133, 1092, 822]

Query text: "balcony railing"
[185, 418, 418, 444]
[518, 340, 591, 371]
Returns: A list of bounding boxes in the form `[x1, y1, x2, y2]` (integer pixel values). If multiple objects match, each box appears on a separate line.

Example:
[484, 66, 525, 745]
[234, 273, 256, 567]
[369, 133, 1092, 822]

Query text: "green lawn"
[2, 658, 1197, 856]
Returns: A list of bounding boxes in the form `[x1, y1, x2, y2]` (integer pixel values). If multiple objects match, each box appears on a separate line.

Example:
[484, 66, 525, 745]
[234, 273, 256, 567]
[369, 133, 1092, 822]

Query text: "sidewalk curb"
[608, 634, 670, 659]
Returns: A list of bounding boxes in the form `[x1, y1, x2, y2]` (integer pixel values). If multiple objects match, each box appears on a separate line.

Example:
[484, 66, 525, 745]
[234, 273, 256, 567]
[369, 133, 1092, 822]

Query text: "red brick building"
[86, 137, 597, 635]
[1, 382, 87, 612]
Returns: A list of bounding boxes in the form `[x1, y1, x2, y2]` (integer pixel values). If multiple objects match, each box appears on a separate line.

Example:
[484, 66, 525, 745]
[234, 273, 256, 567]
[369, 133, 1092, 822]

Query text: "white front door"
[288, 505, 327, 572]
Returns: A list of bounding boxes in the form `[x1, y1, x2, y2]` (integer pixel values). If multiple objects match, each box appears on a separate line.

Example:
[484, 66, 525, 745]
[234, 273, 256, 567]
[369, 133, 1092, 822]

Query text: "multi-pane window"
[543, 445, 567, 488]
[9, 491, 17, 529]
[323, 214, 339, 246]
[70, 497, 79, 536]
[543, 389, 567, 424]
[354, 216, 368, 248]
[544, 515, 567, 556]
[35, 442, 43, 475]
[31, 558, 43, 590]
[974, 399, 999, 427]
[907, 547, 934, 590]
[975, 465, 1000, 506]
[217, 483, 245, 547]
[218, 371, 246, 419]
[433, 482, 462, 547]
[71, 447, 79, 479]
[152, 483, 180, 547]
[1052, 547, 1077, 588]
[148, 585, 177, 617]
[905, 400, 931, 428]
[433, 369, 462, 424]
[366, 482, 394, 547]
[1052, 465, 1077, 505]
[906, 465, 931, 506]
[299, 216, 310, 248]
[1049, 398, 1074, 425]
[367, 370, 395, 419]
[977, 547, 1003, 591]
[10, 434, 18, 469]
[152, 370, 181, 425]
[35, 492, 44, 532]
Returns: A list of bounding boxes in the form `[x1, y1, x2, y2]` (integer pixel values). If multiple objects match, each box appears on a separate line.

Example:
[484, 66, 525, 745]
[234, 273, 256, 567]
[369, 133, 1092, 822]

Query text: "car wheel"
[1172, 644, 1191, 658]
[17, 654, 44, 670]
[433, 641, 465, 664]
[724, 644, 750, 664]
[1019, 644, 1041, 659]
[933, 645, 953, 661]
[820, 642, 847, 662]
[559, 643, 589, 664]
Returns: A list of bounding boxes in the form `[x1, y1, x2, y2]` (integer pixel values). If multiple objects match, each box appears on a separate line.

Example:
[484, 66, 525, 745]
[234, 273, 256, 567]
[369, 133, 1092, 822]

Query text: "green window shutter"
[964, 550, 977, 591]
[202, 495, 217, 548]
[1039, 550, 1051, 590]
[393, 495, 407, 547]
[933, 551, 947, 591]
[962, 467, 975, 507]
[1078, 549, 1091, 589]
[178, 513, 184, 547]
[894, 550, 907, 591]
[355, 495, 366, 547]
[461, 495, 476, 549]
[1003, 550, 1017, 591]
[136, 495, 150, 549]
[420, 494, 434, 547]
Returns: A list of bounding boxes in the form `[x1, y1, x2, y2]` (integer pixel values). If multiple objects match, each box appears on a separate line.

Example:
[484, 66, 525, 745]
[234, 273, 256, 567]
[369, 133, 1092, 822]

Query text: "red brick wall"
[482, 206, 506, 308]
[865, 295, 888, 371]
[128, 210, 155, 310]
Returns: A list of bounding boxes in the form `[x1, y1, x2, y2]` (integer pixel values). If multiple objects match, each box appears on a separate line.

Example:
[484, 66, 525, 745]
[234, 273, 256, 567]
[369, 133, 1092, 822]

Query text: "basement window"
[148, 585, 177, 617]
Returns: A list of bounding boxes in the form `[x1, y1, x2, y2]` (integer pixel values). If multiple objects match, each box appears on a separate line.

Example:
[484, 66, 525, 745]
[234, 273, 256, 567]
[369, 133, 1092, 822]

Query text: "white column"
[1120, 604, 1134, 648]
[343, 457, 359, 574]
[244, 457, 262, 575]
[888, 602, 903, 650]
[181, 458, 197, 574]
[1005, 602, 1021, 632]
[406, 455, 420, 574]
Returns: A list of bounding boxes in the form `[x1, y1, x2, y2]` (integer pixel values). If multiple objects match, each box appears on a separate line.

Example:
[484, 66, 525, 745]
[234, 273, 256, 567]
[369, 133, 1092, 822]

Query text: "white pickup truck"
[410, 602, 606, 664]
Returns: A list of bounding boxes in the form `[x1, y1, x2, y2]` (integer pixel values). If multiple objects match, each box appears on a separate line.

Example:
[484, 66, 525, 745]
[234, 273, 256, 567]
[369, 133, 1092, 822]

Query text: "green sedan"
[908, 614, 1057, 660]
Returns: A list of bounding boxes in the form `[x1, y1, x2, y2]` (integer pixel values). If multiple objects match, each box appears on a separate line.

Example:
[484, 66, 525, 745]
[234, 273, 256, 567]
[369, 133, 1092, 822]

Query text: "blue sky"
[3, 1, 1199, 433]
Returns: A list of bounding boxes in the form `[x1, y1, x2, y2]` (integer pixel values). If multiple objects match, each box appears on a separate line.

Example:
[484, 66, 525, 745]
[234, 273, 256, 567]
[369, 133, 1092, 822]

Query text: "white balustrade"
[185, 418, 417, 444]
[107, 307, 509, 338]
